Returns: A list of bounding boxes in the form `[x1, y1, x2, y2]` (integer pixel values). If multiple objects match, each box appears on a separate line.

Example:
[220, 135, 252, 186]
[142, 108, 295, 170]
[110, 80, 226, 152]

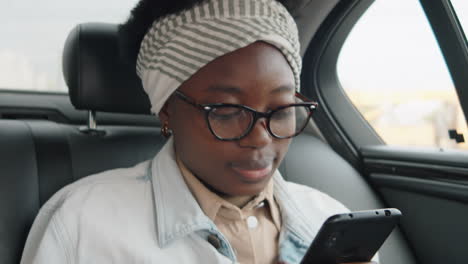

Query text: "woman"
[21, 0, 377, 263]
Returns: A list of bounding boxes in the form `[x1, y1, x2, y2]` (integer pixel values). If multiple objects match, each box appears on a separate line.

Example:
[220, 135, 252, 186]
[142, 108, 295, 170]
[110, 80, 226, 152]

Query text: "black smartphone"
[300, 208, 402, 264]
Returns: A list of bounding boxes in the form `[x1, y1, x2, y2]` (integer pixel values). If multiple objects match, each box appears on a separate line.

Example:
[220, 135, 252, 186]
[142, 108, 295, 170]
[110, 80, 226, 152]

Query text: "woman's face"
[161, 42, 295, 197]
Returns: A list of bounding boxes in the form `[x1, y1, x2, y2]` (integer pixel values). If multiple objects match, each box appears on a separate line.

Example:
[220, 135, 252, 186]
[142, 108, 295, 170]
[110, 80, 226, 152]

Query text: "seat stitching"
[23, 121, 42, 208]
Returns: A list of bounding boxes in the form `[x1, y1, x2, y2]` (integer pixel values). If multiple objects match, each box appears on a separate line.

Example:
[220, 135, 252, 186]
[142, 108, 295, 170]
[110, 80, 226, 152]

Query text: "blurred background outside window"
[0, 0, 137, 93]
[337, 0, 468, 150]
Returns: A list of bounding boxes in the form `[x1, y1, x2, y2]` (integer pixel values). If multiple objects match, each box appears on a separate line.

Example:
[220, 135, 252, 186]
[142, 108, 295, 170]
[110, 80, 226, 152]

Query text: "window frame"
[419, 0, 468, 127]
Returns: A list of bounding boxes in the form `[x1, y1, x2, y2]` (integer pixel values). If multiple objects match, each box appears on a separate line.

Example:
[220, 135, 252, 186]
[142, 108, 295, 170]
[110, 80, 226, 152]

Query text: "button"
[247, 215, 258, 229]
[254, 201, 265, 209]
[207, 234, 221, 249]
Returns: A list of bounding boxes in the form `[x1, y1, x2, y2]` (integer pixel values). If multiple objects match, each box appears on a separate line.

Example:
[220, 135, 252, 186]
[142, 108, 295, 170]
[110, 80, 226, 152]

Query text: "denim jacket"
[21, 138, 351, 264]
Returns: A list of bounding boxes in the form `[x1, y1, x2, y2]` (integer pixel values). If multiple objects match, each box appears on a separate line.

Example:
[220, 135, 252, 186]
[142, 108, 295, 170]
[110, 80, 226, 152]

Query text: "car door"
[301, 0, 468, 263]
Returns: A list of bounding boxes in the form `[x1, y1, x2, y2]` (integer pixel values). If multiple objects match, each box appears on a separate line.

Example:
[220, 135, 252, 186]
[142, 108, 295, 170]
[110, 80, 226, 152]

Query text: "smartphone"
[300, 208, 402, 264]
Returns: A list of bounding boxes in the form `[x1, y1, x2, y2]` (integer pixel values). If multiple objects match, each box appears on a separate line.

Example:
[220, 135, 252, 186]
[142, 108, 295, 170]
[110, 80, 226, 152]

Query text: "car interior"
[1, 0, 468, 263]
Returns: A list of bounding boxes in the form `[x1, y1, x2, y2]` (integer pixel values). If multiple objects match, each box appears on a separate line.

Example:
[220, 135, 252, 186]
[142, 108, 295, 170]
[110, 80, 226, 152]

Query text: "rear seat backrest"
[0, 120, 164, 264]
[27, 121, 164, 200]
[65, 124, 164, 180]
[0, 121, 40, 264]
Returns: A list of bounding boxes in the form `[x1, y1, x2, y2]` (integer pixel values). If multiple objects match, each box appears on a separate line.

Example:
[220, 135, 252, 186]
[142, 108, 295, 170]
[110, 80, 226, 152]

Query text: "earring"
[161, 121, 172, 138]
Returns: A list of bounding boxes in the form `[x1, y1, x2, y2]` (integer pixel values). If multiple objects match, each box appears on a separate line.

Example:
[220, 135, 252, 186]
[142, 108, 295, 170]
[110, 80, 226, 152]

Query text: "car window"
[0, 0, 137, 93]
[451, 0, 468, 36]
[337, 0, 468, 150]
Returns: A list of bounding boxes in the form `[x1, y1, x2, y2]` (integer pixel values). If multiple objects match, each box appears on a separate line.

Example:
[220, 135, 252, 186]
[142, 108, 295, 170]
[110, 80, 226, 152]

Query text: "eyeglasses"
[173, 90, 318, 141]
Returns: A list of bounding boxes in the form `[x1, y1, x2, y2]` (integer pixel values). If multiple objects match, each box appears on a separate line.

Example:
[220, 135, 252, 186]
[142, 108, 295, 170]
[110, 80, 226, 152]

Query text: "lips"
[230, 160, 274, 182]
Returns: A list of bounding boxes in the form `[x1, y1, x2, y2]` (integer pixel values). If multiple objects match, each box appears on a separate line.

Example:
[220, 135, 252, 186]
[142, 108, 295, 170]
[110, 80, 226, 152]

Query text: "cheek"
[174, 129, 235, 193]
[170, 109, 225, 168]
[274, 138, 292, 165]
[172, 115, 209, 155]
[169, 100, 208, 141]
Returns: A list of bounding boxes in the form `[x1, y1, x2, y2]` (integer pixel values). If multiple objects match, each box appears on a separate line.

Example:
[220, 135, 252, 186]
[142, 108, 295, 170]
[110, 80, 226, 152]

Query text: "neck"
[200, 179, 256, 208]
[221, 194, 255, 208]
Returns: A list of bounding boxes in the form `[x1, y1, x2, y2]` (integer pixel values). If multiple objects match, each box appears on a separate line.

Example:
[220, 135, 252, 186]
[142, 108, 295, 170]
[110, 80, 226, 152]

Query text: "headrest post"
[79, 110, 106, 136]
[88, 110, 97, 130]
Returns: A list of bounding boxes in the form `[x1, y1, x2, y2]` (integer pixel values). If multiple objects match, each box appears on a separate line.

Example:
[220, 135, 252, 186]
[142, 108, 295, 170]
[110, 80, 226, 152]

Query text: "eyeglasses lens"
[208, 106, 253, 139]
[270, 105, 309, 138]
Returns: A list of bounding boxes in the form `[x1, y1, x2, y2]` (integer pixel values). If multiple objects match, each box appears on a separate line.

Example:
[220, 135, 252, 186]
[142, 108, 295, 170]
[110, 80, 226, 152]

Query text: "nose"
[237, 118, 272, 148]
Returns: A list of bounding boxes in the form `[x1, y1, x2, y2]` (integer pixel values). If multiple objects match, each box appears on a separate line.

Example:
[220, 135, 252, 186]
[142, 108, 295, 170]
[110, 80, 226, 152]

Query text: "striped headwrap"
[136, 0, 301, 114]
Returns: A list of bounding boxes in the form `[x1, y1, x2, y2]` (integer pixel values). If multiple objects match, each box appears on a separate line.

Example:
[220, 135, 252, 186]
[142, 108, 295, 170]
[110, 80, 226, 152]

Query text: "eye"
[271, 106, 295, 120]
[210, 107, 244, 121]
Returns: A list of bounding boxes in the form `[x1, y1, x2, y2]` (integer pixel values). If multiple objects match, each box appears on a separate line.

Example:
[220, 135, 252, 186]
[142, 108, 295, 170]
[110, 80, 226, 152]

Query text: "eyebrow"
[270, 84, 295, 94]
[206, 85, 243, 95]
[206, 84, 295, 95]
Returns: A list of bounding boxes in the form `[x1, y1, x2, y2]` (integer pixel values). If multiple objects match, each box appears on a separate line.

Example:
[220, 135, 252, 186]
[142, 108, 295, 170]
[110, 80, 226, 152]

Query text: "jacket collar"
[150, 138, 315, 248]
[273, 176, 318, 244]
[150, 138, 213, 247]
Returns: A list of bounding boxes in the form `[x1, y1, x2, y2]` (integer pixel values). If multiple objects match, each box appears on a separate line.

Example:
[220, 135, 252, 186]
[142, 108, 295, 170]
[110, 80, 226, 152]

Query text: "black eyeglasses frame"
[173, 90, 318, 141]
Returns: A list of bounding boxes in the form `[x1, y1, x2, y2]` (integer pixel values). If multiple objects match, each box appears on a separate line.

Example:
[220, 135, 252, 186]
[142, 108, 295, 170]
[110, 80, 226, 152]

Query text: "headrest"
[63, 23, 151, 114]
